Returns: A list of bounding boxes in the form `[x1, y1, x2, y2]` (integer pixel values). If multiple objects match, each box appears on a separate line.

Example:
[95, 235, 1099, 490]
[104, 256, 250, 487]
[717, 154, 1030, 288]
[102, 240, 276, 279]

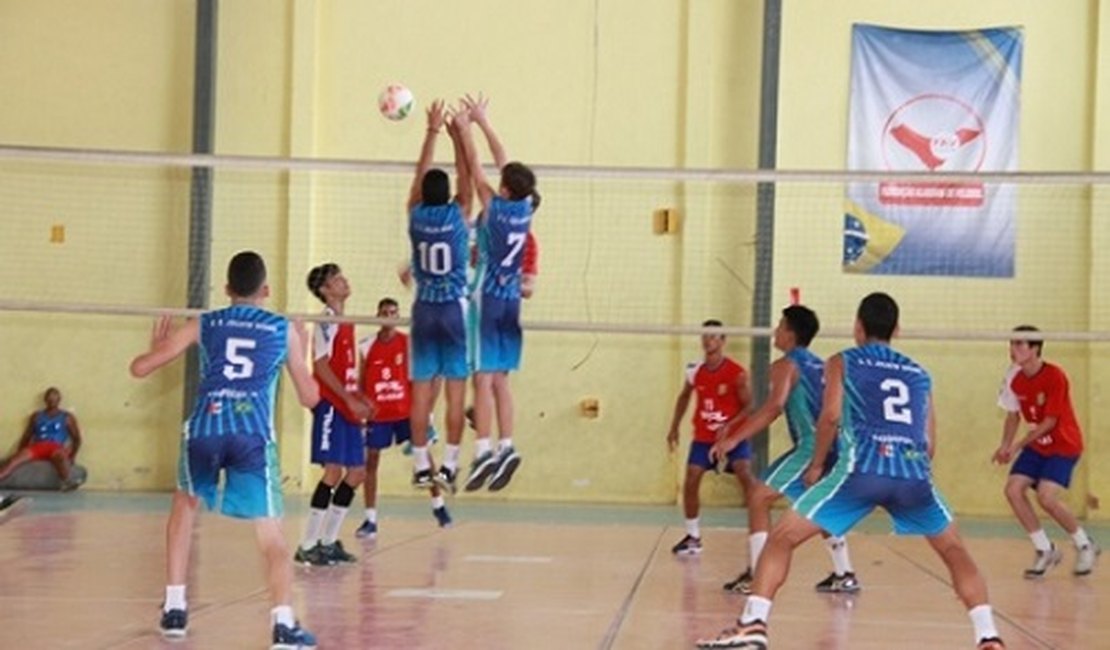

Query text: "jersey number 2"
[880, 378, 912, 424]
[223, 338, 256, 380]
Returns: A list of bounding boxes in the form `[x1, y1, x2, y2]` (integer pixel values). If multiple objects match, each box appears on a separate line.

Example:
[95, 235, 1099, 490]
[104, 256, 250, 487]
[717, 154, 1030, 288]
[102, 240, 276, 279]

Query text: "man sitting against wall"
[0, 387, 84, 491]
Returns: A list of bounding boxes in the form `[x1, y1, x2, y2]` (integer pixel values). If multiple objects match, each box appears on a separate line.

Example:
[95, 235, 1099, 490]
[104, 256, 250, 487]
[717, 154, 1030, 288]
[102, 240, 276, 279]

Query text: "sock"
[300, 481, 333, 550]
[431, 495, 445, 510]
[1030, 528, 1052, 552]
[1071, 527, 1092, 549]
[475, 437, 492, 457]
[498, 437, 514, 452]
[749, 531, 768, 569]
[825, 535, 853, 574]
[740, 595, 772, 625]
[321, 482, 355, 545]
[968, 604, 999, 643]
[365, 508, 377, 524]
[685, 518, 700, 539]
[164, 585, 186, 612]
[444, 444, 461, 471]
[272, 605, 295, 629]
[412, 446, 430, 471]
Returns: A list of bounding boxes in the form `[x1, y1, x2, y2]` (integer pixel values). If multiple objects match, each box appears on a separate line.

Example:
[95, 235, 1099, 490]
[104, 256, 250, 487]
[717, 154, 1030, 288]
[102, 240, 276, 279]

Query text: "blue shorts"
[687, 439, 752, 471]
[794, 470, 953, 538]
[471, 293, 522, 373]
[177, 433, 282, 519]
[366, 419, 412, 450]
[412, 299, 469, 381]
[310, 401, 365, 467]
[762, 447, 815, 503]
[1010, 448, 1080, 488]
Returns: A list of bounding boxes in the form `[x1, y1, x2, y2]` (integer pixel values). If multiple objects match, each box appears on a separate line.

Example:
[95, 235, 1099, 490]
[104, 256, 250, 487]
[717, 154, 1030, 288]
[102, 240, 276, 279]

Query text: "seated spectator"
[0, 387, 83, 490]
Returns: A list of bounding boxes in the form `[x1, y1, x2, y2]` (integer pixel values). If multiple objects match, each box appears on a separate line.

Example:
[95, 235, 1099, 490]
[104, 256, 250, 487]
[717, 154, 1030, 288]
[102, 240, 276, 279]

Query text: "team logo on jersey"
[880, 442, 895, 458]
[1036, 392, 1046, 406]
[396, 353, 404, 366]
[233, 401, 253, 415]
[208, 401, 222, 416]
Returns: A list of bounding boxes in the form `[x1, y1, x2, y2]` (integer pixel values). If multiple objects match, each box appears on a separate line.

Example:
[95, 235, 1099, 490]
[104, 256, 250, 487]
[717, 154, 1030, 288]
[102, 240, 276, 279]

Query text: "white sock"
[164, 585, 186, 612]
[271, 605, 295, 628]
[1030, 528, 1052, 552]
[740, 595, 773, 625]
[825, 535, 854, 574]
[300, 508, 326, 551]
[444, 444, 461, 471]
[749, 531, 768, 569]
[685, 518, 700, 538]
[412, 446, 431, 471]
[431, 495, 445, 509]
[475, 438, 492, 457]
[321, 504, 348, 545]
[1071, 527, 1092, 548]
[365, 508, 377, 524]
[968, 604, 999, 643]
[498, 437, 514, 452]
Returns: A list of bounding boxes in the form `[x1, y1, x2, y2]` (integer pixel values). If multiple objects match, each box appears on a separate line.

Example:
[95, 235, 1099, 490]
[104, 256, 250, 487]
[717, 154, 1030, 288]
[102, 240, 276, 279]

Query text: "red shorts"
[27, 441, 65, 460]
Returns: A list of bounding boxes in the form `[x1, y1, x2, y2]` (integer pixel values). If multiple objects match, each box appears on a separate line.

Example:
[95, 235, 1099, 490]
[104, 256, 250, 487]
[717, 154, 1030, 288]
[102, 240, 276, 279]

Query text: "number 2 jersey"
[185, 304, 288, 439]
[840, 343, 932, 479]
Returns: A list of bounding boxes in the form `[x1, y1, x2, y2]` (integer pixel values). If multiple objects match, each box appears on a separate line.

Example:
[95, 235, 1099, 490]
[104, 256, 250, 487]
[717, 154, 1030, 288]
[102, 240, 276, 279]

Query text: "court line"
[596, 526, 667, 650]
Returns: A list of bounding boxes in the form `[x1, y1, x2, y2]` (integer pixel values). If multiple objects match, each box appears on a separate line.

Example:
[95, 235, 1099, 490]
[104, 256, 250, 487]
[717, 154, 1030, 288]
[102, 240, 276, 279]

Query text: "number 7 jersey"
[477, 196, 533, 301]
[186, 304, 289, 439]
[840, 343, 932, 479]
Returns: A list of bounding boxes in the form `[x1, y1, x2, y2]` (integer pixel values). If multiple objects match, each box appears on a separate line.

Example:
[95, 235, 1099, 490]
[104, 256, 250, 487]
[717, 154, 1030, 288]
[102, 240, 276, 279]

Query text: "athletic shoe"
[977, 637, 1006, 649]
[413, 468, 436, 490]
[464, 450, 499, 492]
[159, 608, 188, 639]
[814, 571, 861, 593]
[434, 466, 458, 494]
[487, 447, 522, 492]
[0, 494, 27, 522]
[1023, 544, 1062, 579]
[355, 519, 378, 539]
[1074, 541, 1101, 576]
[695, 619, 768, 649]
[671, 534, 702, 556]
[272, 621, 317, 649]
[722, 568, 753, 594]
[294, 543, 333, 566]
[321, 540, 357, 564]
[433, 505, 453, 528]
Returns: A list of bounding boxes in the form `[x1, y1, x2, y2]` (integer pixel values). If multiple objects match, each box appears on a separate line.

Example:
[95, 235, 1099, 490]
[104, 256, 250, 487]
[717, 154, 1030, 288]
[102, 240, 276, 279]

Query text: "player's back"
[478, 196, 533, 300]
[783, 347, 824, 451]
[186, 304, 288, 439]
[840, 343, 932, 479]
[409, 202, 469, 303]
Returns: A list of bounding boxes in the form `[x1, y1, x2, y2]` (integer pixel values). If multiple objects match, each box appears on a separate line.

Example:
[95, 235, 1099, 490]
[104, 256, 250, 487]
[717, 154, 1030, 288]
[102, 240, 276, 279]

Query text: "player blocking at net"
[130, 251, 319, 649]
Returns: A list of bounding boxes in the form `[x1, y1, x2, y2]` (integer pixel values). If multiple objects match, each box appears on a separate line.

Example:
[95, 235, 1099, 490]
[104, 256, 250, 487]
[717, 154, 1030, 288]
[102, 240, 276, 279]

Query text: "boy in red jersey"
[993, 325, 1099, 577]
[666, 319, 757, 555]
[355, 297, 452, 539]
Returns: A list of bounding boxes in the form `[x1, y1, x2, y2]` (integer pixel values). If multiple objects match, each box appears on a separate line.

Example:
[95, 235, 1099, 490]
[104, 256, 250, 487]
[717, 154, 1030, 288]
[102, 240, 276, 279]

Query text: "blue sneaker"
[433, 505, 453, 528]
[488, 447, 522, 492]
[464, 450, 499, 492]
[159, 608, 188, 638]
[355, 519, 378, 539]
[272, 621, 317, 649]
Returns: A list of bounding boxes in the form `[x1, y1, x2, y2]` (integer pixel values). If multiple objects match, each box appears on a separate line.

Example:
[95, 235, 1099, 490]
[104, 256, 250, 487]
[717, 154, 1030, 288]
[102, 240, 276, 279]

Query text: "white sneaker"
[1074, 541, 1100, 576]
[1023, 544, 1062, 579]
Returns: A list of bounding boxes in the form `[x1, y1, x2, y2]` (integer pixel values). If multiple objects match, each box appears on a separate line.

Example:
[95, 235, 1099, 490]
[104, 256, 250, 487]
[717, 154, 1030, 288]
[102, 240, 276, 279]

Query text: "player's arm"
[285, 321, 321, 409]
[712, 359, 795, 461]
[1012, 415, 1057, 453]
[805, 354, 843, 486]
[446, 112, 475, 223]
[458, 96, 496, 210]
[467, 93, 509, 170]
[521, 232, 538, 298]
[715, 368, 755, 440]
[130, 316, 200, 378]
[407, 99, 446, 212]
[993, 411, 1021, 464]
[65, 413, 82, 460]
[667, 381, 694, 451]
[312, 326, 371, 421]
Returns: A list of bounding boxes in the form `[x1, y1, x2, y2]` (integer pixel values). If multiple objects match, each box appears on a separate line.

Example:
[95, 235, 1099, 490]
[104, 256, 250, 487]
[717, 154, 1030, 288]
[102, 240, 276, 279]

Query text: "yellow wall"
[1, 0, 1107, 520]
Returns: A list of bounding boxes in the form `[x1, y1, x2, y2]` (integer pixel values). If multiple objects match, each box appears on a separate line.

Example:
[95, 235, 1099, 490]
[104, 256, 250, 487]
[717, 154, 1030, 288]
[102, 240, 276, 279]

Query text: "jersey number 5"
[880, 378, 912, 424]
[224, 337, 256, 380]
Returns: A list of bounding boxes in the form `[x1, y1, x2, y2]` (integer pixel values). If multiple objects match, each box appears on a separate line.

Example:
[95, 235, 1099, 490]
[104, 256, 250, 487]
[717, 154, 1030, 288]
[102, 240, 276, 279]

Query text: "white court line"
[387, 588, 503, 601]
[464, 554, 554, 564]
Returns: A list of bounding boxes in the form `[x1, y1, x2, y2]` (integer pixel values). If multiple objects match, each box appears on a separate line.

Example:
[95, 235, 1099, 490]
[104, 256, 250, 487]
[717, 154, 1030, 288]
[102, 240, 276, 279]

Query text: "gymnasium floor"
[1, 493, 1105, 649]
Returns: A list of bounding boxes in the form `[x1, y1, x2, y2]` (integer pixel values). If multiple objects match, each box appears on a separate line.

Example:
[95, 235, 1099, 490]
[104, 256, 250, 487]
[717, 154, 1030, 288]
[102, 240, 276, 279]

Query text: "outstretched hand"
[150, 315, 173, 349]
[462, 92, 489, 123]
[426, 99, 446, 132]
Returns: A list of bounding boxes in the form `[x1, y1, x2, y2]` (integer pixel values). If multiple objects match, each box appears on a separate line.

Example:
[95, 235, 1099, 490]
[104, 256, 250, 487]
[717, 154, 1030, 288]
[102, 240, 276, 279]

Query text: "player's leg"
[674, 442, 711, 555]
[436, 377, 467, 493]
[1003, 450, 1061, 577]
[356, 442, 382, 539]
[0, 448, 36, 480]
[466, 371, 500, 491]
[433, 298, 470, 493]
[410, 380, 436, 486]
[160, 435, 214, 638]
[488, 371, 521, 491]
[296, 460, 341, 566]
[925, 525, 1004, 648]
[254, 517, 316, 649]
[1033, 459, 1099, 575]
[409, 300, 440, 487]
[47, 446, 77, 490]
[317, 417, 365, 564]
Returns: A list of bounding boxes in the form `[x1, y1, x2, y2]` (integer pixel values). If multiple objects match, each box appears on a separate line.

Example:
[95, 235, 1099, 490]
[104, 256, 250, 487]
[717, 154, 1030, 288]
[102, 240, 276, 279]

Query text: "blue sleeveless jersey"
[841, 343, 932, 479]
[478, 196, 533, 301]
[32, 410, 70, 444]
[783, 347, 825, 452]
[185, 305, 288, 439]
[409, 202, 469, 303]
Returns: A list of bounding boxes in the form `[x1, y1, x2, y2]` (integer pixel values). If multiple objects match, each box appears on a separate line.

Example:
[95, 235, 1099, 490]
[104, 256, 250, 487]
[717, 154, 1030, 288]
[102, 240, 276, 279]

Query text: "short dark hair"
[421, 168, 451, 206]
[782, 305, 820, 347]
[702, 318, 724, 337]
[857, 292, 898, 341]
[306, 263, 340, 303]
[227, 251, 267, 298]
[501, 162, 540, 208]
[1012, 324, 1044, 356]
[378, 297, 399, 312]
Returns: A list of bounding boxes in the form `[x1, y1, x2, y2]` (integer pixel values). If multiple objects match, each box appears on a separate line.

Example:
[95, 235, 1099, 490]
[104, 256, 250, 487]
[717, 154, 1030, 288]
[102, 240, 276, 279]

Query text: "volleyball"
[378, 84, 414, 121]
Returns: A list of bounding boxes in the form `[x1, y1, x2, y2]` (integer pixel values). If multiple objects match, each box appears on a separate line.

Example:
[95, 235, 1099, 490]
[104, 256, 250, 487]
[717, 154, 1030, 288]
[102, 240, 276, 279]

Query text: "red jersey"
[686, 357, 748, 443]
[359, 331, 411, 423]
[313, 308, 359, 422]
[522, 232, 539, 276]
[1000, 362, 1084, 456]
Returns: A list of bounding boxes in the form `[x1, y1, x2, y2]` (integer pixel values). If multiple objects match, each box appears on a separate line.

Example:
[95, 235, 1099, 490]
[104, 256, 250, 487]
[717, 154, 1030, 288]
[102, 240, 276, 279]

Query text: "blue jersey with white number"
[478, 196, 533, 301]
[841, 343, 932, 479]
[185, 305, 288, 439]
[32, 410, 71, 444]
[783, 347, 825, 452]
[410, 202, 469, 303]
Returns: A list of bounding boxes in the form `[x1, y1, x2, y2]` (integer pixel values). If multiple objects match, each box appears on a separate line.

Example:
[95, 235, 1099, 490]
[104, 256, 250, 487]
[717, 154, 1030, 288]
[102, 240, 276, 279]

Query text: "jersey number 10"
[417, 241, 452, 276]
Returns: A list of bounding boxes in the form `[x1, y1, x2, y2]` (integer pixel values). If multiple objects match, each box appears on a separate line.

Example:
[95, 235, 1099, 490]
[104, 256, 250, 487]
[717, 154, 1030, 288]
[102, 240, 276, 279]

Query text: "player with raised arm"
[130, 251, 319, 649]
[993, 325, 1099, 577]
[711, 305, 858, 594]
[697, 293, 1004, 650]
